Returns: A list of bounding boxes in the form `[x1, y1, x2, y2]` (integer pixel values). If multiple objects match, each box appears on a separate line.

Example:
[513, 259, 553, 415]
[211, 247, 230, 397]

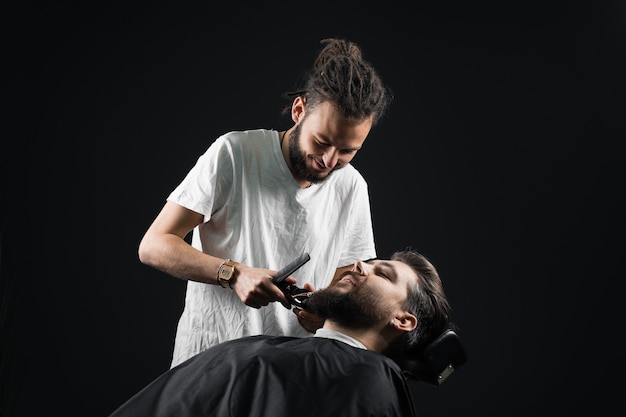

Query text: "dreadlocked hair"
[283, 38, 391, 125]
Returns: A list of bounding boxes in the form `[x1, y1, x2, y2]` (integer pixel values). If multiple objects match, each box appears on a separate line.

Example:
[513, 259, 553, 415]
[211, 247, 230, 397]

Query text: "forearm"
[138, 233, 222, 285]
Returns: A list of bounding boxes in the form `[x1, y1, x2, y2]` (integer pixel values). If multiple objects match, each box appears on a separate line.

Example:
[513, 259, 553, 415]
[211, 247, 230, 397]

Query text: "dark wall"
[2, 2, 624, 416]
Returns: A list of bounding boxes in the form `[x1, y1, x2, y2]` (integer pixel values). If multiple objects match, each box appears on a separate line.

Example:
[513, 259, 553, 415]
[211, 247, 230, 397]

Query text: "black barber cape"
[110, 335, 417, 417]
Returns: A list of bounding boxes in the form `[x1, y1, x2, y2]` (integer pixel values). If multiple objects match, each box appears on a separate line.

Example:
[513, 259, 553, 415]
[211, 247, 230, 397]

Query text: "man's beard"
[288, 123, 343, 184]
[306, 284, 391, 330]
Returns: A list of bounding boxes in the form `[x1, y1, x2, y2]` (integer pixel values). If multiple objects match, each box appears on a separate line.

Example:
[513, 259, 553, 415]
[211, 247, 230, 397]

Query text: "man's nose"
[351, 260, 368, 275]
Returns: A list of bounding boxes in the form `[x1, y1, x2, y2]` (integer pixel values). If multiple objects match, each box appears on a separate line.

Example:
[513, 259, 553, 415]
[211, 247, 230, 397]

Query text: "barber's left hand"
[293, 283, 324, 333]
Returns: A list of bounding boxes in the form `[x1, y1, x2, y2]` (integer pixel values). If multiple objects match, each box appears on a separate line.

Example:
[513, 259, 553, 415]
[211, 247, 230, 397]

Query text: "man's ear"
[395, 312, 418, 332]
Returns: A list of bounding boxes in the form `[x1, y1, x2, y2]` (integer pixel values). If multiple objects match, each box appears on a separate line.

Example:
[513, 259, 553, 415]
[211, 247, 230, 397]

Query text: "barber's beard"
[306, 285, 391, 330]
[288, 123, 342, 184]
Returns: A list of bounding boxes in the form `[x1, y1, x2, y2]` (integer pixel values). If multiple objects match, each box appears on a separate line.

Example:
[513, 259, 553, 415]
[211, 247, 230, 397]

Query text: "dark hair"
[283, 38, 391, 126]
[385, 250, 452, 355]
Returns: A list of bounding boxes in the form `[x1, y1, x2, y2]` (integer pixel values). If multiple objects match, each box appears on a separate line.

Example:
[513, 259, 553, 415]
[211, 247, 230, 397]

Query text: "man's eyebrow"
[364, 259, 395, 270]
[376, 261, 395, 269]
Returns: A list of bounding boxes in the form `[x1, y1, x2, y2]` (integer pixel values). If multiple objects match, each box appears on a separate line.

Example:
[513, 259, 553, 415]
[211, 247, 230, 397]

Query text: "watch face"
[219, 266, 234, 280]
[218, 261, 237, 287]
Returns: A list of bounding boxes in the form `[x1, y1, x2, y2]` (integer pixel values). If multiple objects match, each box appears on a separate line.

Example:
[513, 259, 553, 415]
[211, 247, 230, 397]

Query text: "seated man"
[109, 250, 453, 417]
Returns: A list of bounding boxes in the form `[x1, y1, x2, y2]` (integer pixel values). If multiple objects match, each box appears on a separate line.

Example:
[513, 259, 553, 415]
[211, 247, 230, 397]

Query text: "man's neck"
[320, 323, 385, 352]
[314, 328, 366, 349]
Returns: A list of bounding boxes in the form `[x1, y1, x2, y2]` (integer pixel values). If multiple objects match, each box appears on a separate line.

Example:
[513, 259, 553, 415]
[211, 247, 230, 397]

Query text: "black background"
[2, 2, 624, 416]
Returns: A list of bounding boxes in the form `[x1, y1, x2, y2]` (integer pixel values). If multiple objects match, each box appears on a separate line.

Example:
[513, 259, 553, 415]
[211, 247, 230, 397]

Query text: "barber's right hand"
[229, 264, 294, 310]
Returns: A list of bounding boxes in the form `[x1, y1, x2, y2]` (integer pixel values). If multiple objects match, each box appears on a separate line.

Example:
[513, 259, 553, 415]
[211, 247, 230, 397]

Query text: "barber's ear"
[395, 313, 418, 332]
[291, 96, 306, 124]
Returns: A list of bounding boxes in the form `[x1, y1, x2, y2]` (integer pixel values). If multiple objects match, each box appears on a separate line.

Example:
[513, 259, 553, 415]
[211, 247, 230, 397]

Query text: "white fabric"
[314, 328, 367, 349]
[167, 129, 376, 367]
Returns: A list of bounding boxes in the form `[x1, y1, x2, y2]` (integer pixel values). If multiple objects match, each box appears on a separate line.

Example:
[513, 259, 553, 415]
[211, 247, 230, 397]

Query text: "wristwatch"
[217, 259, 238, 288]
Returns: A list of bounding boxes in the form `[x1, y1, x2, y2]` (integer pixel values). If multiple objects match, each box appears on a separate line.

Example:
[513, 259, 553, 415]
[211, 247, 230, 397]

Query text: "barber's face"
[288, 100, 372, 184]
[307, 259, 418, 329]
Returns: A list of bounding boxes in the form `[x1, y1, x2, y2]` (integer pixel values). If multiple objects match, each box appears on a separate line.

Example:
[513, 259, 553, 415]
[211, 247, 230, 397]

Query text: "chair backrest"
[391, 329, 468, 386]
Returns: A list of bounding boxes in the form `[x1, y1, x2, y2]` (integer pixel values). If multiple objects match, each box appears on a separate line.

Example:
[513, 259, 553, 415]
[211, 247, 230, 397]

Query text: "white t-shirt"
[167, 128, 376, 367]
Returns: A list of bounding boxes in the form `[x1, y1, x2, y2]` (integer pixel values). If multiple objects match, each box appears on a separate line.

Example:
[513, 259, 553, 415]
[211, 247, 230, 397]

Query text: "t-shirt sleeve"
[167, 136, 234, 223]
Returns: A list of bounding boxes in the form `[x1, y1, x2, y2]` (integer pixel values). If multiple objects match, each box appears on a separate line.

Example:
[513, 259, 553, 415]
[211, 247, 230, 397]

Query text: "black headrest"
[391, 329, 468, 386]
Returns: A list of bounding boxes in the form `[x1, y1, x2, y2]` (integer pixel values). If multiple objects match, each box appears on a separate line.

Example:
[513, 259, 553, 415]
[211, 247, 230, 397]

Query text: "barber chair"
[391, 329, 468, 386]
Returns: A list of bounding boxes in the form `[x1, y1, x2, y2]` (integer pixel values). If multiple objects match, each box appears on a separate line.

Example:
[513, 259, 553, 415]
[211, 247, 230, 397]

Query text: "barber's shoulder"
[324, 164, 369, 192]
[221, 128, 272, 140]
[216, 129, 274, 147]
[204, 129, 278, 168]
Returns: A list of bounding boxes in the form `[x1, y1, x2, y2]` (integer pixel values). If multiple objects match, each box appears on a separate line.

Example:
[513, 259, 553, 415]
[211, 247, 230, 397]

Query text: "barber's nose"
[351, 260, 368, 275]
[322, 149, 340, 168]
